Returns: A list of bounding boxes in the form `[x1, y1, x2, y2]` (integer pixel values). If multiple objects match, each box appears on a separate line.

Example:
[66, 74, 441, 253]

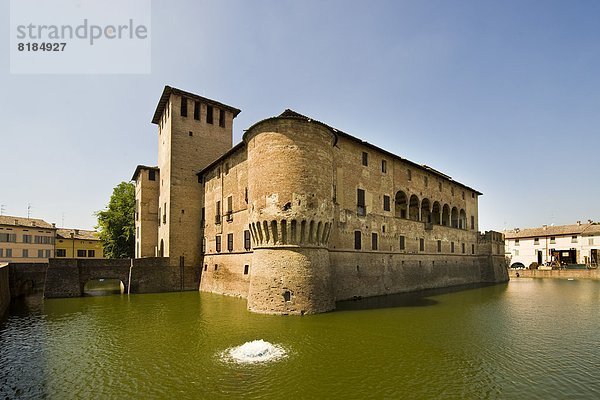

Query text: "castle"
[133, 86, 508, 315]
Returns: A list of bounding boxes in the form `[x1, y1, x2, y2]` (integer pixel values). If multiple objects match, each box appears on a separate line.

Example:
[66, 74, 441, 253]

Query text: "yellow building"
[55, 229, 104, 259]
[0, 215, 56, 263]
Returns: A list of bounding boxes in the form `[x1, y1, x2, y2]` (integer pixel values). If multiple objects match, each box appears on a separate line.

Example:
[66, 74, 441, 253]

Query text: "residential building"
[55, 228, 104, 259]
[504, 221, 600, 268]
[0, 216, 56, 263]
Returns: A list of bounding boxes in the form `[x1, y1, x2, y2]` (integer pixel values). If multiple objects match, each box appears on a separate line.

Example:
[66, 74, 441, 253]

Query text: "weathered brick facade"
[135, 86, 508, 315]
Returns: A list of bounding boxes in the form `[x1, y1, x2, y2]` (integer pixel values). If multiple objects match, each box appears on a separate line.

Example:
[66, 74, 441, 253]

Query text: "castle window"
[219, 109, 225, 127]
[204, 264, 207, 271]
[382, 225, 386, 233]
[194, 101, 200, 120]
[201, 207, 205, 224]
[471, 216, 475, 230]
[357, 188, 366, 216]
[437, 240, 442, 253]
[399, 236, 405, 250]
[56, 249, 66, 257]
[383, 195, 390, 212]
[189, 131, 193, 137]
[451, 241, 455, 253]
[88, 250, 95, 258]
[215, 235, 221, 253]
[5, 249, 11, 257]
[180, 97, 187, 117]
[244, 230, 251, 250]
[163, 203, 167, 224]
[462, 191, 465, 200]
[22, 249, 29, 258]
[245, 187, 248, 203]
[225, 163, 229, 175]
[227, 233, 233, 252]
[214, 264, 218, 271]
[244, 265, 249, 275]
[354, 231, 361, 250]
[381, 159, 387, 173]
[201, 237, 206, 254]
[372, 233, 378, 250]
[472, 192, 475, 198]
[362, 151, 368, 166]
[38, 249, 43, 258]
[226, 196, 233, 221]
[419, 238, 425, 252]
[424, 176, 428, 187]
[283, 291, 292, 302]
[438, 181, 442, 191]
[472, 244, 475, 254]
[462, 243, 465, 253]
[407, 169, 412, 181]
[206, 105, 214, 124]
[149, 170, 155, 181]
[215, 201, 221, 224]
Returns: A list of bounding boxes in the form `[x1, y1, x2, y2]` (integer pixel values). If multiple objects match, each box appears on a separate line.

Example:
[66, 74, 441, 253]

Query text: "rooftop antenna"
[0, 205, 5, 216]
[27, 203, 32, 218]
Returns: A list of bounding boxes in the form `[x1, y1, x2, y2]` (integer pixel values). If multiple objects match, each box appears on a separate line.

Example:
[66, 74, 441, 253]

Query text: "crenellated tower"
[244, 113, 337, 314]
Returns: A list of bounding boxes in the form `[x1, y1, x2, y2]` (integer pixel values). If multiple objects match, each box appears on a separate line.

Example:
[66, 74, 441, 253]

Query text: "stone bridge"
[7, 257, 200, 299]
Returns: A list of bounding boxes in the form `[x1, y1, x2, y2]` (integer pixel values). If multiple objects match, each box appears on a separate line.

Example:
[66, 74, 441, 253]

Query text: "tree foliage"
[95, 181, 135, 259]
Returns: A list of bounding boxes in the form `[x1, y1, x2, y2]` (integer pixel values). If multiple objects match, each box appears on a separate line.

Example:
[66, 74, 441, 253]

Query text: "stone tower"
[151, 86, 240, 266]
[245, 113, 337, 314]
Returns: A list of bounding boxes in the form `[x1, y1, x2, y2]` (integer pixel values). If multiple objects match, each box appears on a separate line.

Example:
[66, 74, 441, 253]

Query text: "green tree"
[95, 181, 135, 259]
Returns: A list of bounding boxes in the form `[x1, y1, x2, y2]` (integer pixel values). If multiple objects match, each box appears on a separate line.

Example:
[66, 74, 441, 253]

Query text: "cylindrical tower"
[244, 115, 336, 314]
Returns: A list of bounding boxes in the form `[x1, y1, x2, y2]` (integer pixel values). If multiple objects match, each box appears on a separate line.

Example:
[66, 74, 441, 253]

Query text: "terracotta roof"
[230, 108, 483, 195]
[152, 86, 241, 125]
[131, 165, 159, 181]
[56, 228, 100, 241]
[0, 215, 55, 229]
[504, 222, 597, 239]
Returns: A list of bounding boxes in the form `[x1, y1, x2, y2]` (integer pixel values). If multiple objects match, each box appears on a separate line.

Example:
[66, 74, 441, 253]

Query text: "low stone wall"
[43, 257, 200, 298]
[509, 269, 600, 280]
[0, 263, 10, 317]
[8, 263, 47, 298]
[199, 250, 509, 308]
[331, 252, 508, 301]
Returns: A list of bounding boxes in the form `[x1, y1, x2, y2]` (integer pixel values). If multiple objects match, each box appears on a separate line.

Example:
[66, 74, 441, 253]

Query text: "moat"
[2, 280, 600, 399]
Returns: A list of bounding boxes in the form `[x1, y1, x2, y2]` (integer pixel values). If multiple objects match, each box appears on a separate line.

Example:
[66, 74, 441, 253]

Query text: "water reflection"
[336, 283, 504, 311]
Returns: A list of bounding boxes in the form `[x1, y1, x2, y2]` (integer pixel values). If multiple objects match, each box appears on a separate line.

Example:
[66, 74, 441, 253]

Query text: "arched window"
[451, 207, 459, 228]
[442, 204, 450, 226]
[421, 198, 431, 223]
[409, 195, 420, 221]
[459, 209, 467, 230]
[432, 202, 441, 225]
[395, 191, 408, 218]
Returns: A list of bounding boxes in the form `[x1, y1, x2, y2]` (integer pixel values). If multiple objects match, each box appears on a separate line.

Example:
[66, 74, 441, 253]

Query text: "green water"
[2, 279, 600, 399]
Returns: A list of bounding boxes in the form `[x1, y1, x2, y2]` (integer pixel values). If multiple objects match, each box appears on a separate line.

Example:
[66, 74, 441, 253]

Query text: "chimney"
[577, 221, 581, 226]
[542, 224, 547, 230]
[589, 219, 594, 224]
[74, 229, 79, 235]
[515, 228, 520, 233]
[51, 223, 56, 228]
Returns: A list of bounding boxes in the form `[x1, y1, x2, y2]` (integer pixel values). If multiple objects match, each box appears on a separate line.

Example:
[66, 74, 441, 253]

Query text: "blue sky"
[1, 0, 599, 231]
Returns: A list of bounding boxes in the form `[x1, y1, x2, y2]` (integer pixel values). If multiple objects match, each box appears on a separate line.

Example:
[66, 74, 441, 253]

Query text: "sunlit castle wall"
[245, 117, 336, 314]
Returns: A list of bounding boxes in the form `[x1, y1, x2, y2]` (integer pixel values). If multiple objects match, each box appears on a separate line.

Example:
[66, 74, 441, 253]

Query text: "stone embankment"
[0, 263, 9, 317]
[509, 269, 600, 280]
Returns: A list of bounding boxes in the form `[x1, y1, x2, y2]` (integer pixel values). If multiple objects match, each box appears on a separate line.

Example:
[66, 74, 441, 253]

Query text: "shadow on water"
[335, 283, 501, 312]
